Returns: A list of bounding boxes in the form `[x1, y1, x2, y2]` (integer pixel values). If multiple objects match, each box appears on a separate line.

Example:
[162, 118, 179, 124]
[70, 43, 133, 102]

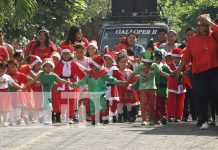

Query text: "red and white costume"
[104, 52, 125, 118]
[167, 48, 187, 120]
[54, 46, 85, 120]
[0, 74, 14, 111]
[119, 69, 139, 105]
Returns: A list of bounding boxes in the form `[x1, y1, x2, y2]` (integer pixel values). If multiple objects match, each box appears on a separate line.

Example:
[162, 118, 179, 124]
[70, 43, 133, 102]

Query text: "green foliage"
[0, 0, 37, 26]
[158, 0, 218, 34]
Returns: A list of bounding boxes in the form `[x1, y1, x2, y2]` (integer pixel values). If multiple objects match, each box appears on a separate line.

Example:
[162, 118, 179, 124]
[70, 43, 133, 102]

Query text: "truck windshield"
[99, 26, 164, 53]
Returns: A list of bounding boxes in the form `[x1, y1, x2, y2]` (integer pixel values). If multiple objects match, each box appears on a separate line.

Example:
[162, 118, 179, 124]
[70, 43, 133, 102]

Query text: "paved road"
[1, 121, 218, 150]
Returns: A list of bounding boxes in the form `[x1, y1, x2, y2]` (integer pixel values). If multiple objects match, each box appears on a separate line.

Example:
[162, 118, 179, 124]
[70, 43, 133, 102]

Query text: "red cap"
[171, 48, 183, 57]
[90, 56, 104, 70]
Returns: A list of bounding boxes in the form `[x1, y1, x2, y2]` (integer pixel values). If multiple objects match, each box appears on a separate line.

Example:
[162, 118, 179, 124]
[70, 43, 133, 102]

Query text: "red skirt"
[52, 85, 60, 112]
[24, 87, 35, 109]
[31, 85, 43, 111]
[0, 89, 12, 111]
[11, 91, 27, 107]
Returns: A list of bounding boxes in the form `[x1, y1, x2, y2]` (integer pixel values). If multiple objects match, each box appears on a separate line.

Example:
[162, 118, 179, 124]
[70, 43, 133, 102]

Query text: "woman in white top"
[159, 30, 180, 52]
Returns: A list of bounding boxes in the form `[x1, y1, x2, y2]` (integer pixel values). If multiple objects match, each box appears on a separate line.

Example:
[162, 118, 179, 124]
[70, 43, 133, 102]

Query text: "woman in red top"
[176, 15, 218, 130]
[60, 26, 89, 50]
[25, 29, 56, 60]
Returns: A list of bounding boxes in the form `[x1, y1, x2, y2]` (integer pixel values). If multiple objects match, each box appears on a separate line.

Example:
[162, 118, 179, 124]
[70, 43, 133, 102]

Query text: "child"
[26, 58, 73, 125]
[0, 62, 23, 127]
[127, 52, 170, 126]
[13, 49, 24, 67]
[165, 52, 173, 65]
[86, 40, 98, 58]
[167, 48, 187, 122]
[154, 49, 171, 125]
[54, 46, 85, 124]
[73, 44, 90, 121]
[26, 55, 43, 123]
[7, 60, 30, 125]
[51, 51, 61, 65]
[104, 51, 125, 123]
[51, 51, 61, 123]
[116, 50, 139, 122]
[72, 56, 125, 125]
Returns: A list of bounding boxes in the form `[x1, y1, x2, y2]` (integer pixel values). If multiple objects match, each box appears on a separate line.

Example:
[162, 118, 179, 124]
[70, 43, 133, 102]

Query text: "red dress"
[104, 66, 125, 117]
[29, 71, 43, 111]
[25, 40, 56, 59]
[18, 64, 31, 75]
[118, 69, 139, 105]
[167, 63, 187, 120]
[106, 66, 125, 101]
[54, 60, 85, 118]
[18, 65, 35, 109]
[8, 72, 28, 107]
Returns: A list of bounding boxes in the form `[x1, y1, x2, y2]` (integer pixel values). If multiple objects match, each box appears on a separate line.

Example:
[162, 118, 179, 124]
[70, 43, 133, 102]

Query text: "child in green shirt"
[127, 52, 170, 126]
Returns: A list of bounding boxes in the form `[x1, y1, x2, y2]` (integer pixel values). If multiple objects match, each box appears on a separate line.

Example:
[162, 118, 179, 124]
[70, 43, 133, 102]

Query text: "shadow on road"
[126, 122, 218, 137]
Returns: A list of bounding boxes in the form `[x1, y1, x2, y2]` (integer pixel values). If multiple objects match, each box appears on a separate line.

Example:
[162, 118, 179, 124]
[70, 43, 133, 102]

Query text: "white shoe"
[43, 121, 52, 125]
[68, 120, 74, 124]
[215, 115, 218, 126]
[2, 123, 8, 127]
[200, 122, 209, 130]
[141, 121, 149, 126]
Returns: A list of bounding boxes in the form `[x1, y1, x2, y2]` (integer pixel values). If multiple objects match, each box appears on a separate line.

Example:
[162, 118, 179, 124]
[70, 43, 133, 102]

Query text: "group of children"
[0, 37, 190, 127]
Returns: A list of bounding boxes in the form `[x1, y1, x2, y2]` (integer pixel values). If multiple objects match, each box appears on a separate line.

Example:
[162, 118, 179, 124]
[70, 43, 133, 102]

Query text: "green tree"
[158, 0, 218, 34]
[0, 0, 37, 26]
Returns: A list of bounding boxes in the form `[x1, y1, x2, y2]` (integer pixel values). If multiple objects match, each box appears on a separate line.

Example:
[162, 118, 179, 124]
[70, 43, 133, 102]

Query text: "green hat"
[154, 48, 164, 59]
[142, 51, 153, 63]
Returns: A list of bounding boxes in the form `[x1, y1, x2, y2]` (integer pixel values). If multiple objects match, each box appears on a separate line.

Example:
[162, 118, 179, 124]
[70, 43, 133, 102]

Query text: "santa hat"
[15, 49, 23, 53]
[51, 51, 61, 61]
[104, 51, 116, 65]
[103, 45, 109, 54]
[171, 48, 183, 58]
[90, 56, 104, 70]
[29, 55, 42, 67]
[87, 40, 98, 50]
[42, 58, 55, 68]
[165, 52, 172, 57]
[60, 45, 74, 56]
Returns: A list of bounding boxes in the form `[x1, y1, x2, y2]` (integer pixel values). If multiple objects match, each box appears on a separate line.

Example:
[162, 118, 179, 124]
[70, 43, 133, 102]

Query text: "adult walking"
[175, 14, 218, 129]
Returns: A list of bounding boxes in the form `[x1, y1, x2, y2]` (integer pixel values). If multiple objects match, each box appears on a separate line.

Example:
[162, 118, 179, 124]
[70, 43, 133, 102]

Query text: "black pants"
[193, 67, 218, 122]
[183, 85, 196, 120]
